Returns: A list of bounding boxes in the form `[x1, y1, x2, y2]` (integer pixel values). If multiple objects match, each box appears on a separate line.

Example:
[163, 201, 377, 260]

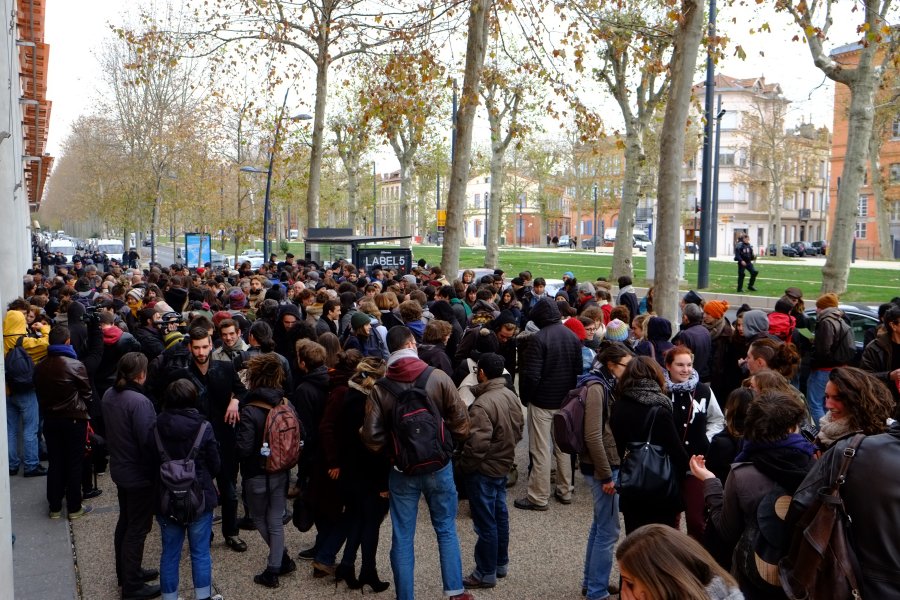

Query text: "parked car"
[209, 249, 230, 269]
[810, 240, 828, 255]
[581, 235, 602, 250]
[557, 235, 575, 248]
[766, 243, 799, 257]
[790, 241, 818, 256]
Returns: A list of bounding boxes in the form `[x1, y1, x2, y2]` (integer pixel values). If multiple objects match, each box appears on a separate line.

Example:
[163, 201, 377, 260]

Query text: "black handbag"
[616, 406, 681, 503]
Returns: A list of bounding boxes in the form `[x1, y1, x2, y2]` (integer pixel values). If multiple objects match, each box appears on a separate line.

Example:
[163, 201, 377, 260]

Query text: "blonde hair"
[350, 357, 386, 392]
[616, 524, 737, 600]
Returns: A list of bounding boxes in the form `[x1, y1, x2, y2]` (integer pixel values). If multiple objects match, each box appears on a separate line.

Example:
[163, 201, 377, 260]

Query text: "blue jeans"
[157, 511, 213, 600]
[806, 369, 829, 424]
[6, 389, 40, 471]
[389, 462, 463, 599]
[463, 472, 509, 584]
[583, 470, 620, 600]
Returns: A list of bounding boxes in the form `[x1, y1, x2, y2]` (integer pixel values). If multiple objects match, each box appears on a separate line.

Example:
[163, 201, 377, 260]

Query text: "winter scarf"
[577, 365, 616, 398]
[705, 576, 744, 600]
[618, 378, 673, 411]
[48, 344, 78, 360]
[703, 316, 729, 340]
[663, 368, 700, 394]
[816, 412, 854, 448]
[735, 433, 815, 493]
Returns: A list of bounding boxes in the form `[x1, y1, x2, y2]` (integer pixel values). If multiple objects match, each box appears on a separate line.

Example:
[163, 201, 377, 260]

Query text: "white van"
[603, 228, 652, 251]
[97, 239, 125, 257]
[49, 239, 77, 263]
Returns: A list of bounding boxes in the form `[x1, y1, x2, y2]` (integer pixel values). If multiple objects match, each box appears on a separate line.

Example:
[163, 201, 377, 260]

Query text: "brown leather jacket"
[33, 350, 91, 420]
[362, 355, 469, 456]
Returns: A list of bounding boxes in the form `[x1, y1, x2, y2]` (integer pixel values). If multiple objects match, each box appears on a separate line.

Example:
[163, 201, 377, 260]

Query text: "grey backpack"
[154, 421, 208, 525]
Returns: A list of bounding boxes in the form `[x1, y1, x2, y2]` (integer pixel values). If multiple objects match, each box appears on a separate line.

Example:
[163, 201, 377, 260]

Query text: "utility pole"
[697, 0, 717, 288]
[592, 183, 598, 254]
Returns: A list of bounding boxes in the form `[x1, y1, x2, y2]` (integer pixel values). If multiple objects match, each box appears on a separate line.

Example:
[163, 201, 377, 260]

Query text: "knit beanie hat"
[228, 288, 246, 310]
[126, 288, 144, 302]
[605, 318, 629, 342]
[164, 331, 184, 349]
[492, 309, 519, 331]
[351, 311, 372, 331]
[704, 300, 729, 320]
[816, 293, 839, 310]
[564, 317, 587, 340]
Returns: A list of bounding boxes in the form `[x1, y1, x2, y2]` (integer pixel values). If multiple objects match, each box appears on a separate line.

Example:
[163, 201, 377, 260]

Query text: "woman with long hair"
[744, 338, 800, 380]
[335, 357, 391, 592]
[235, 353, 298, 588]
[663, 346, 724, 541]
[610, 356, 689, 533]
[815, 366, 895, 449]
[579, 343, 634, 600]
[616, 524, 741, 600]
[691, 391, 815, 599]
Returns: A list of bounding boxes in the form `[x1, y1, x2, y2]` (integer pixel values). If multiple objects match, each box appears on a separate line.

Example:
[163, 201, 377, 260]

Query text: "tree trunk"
[870, 129, 893, 259]
[441, 0, 492, 277]
[613, 125, 642, 280]
[398, 152, 413, 249]
[417, 173, 428, 239]
[773, 185, 783, 256]
[823, 73, 876, 292]
[347, 161, 360, 233]
[654, 0, 705, 326]
[485, 145, 505, 268]
[306, 55, 329, 229]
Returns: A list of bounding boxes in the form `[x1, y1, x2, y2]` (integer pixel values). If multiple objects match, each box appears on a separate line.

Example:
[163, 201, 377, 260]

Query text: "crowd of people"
[6, 246, 900, 600]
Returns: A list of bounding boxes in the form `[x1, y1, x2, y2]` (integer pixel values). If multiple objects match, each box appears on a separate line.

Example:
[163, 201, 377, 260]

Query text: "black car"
[790, 241, 818, 256]
[766, 243, 799, 257]
[810, 240, 827, 255]
[581, 235, 602, 249]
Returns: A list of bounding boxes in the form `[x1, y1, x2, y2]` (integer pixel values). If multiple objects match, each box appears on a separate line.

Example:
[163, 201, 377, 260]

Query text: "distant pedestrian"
[734, 234, 758, 292]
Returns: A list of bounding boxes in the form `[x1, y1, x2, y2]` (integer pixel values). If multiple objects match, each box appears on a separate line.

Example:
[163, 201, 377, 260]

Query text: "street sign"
[355, 247, 412, 275]
[436, 209, 446, 227]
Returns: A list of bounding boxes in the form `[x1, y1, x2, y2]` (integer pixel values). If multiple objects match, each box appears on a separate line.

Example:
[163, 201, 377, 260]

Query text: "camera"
[157, 311, 186, 333]
[83, 305, 101, 324]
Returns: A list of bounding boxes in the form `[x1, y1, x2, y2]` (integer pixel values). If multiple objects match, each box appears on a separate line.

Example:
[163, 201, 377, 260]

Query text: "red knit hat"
[564, 317, 587, 340]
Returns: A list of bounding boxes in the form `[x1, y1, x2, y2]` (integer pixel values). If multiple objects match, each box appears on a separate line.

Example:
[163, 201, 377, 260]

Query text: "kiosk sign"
[356, 248, 411, 275]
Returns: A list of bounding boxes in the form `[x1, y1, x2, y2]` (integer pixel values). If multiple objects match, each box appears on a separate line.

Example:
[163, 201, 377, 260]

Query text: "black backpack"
[829, 318, 857, 365]
[154, 421, 208, 525]
[4, 335, 35, 393]
[376, 367, 453, 475]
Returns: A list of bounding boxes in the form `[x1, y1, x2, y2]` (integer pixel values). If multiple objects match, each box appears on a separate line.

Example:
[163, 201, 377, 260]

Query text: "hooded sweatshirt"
[3, 309, 50, 366]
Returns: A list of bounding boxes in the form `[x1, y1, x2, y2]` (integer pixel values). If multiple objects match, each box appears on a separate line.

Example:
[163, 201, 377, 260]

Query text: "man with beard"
[211, 318, 249, 363]
[166, 327, 249, 553]
[247, 276, 266, 314]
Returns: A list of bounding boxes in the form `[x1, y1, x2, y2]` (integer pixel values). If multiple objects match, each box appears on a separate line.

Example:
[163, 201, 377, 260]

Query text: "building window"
[858, 195, 868, 217]
[891, 200, 900, 222]
[891, 163, 900, 183]
[893, 118, 900, 139]
[474, 193, 481, 209]
[855, 222, 867, 239]
[719, 153, 735, 167]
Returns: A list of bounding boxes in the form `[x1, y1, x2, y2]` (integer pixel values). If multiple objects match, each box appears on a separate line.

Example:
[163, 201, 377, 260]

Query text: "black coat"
[102, 383, 157, 489]
[518, 299, 582, 409]
[235, 387, 282, 481]
[150, 408, 221, 512]
[290, 365, 330, 480]
[134, 325, 165, 363]
[673, 323, 712, 380]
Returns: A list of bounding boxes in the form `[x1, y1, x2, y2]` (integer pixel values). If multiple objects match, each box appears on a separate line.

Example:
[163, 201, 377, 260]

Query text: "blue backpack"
[4, 335, 35, 393]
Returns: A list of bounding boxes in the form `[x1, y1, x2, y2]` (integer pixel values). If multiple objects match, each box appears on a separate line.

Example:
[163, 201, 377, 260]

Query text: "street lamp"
[244, 90, 312, 259]
[592, 182, 598, 254]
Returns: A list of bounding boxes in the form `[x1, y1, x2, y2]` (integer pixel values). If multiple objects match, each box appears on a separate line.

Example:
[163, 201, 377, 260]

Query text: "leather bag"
[616, 406, 680, 504]
[779, 433, 865, 599]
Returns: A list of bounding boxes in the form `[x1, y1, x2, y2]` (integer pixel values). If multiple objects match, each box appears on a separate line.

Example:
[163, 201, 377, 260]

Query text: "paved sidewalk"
[10, 469, 78, 599]
[13, 413, 620, 600]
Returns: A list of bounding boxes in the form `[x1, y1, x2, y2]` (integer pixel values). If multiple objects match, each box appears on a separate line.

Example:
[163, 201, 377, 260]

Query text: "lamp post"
[244, 89, 312, 259]
[592, 182, 599, 254]
[710, 98, 726, 258]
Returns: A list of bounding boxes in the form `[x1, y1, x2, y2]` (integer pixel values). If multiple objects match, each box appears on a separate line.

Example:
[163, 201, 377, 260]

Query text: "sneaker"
[553, 492, 573, 505]
[463, 574, 496, 589]
[49, 510, 62, 519]
[24, 465, 48, 477]
[68, 505, 93, 520]
[224, 536, 247, 552]
[513, 497, 549, 511]
[82, 488, 103, 500]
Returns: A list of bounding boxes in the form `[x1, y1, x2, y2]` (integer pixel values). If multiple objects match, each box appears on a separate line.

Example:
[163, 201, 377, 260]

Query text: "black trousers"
[737, 262, 758, 290]
[115, 485, 155, 593]
[341, 491, 389, 576]
[44, 418, 87, 513]
[216, 459, 240, 537]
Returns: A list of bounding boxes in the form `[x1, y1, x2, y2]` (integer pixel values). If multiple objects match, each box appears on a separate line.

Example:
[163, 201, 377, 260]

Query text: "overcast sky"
[44, 0, 861, 159]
